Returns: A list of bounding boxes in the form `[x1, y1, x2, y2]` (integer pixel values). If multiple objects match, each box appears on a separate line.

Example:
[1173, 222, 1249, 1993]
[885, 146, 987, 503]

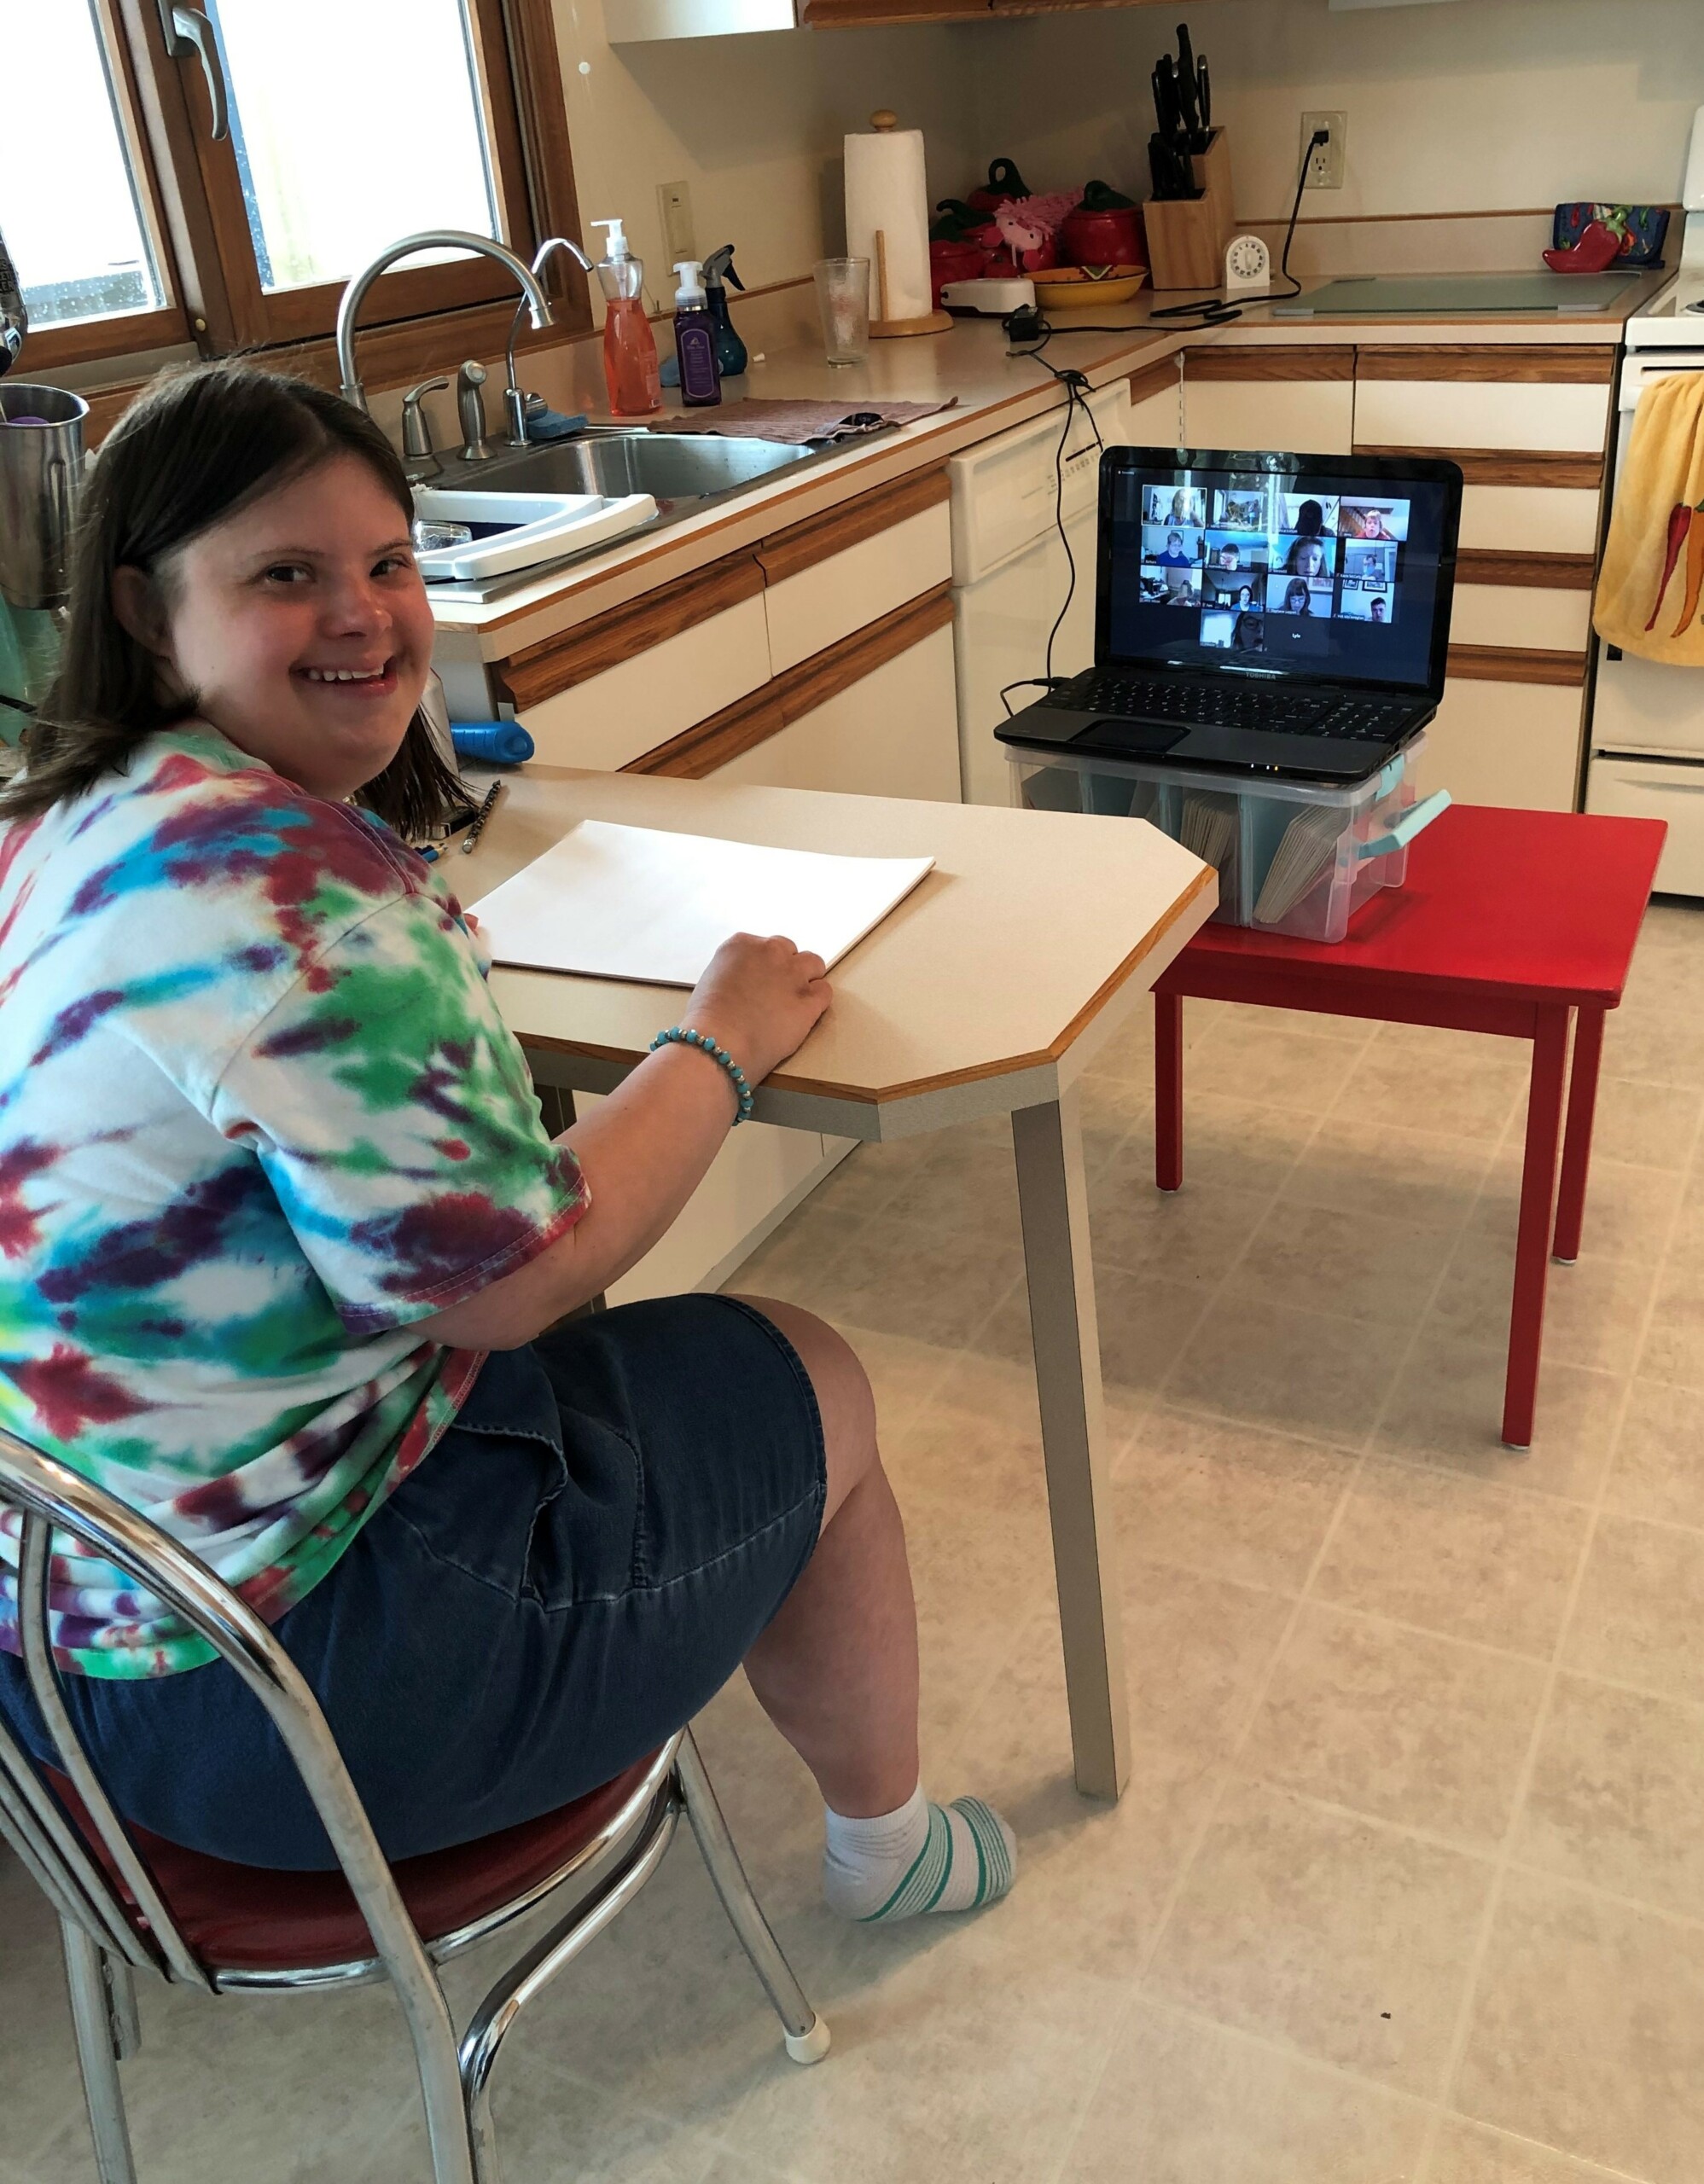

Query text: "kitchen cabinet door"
[1181, 347, 1355, 455]
[765, 500, 952, 676]
[1413, 677, 1586, 813]
[510, 595, 770, 770]
[571, 1091, 842, 1305]
[713, 624, 962, 801]
[1127, 357, 1183, 447]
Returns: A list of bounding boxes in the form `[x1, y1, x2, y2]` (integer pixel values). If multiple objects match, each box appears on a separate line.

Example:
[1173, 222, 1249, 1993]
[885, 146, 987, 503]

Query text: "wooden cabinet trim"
[755, 466, 949, 587]
[1356, 345, 1615, 385]
[1447, 642, 1588, 688]
[494, 554, 765, 711]
[1128, 356, 1181, 405]
[1456, 548, 1597, 591]
[1183, 346, 1355, 383]
[1353, 443, 1604, 491]
[627, 584, 956, 779]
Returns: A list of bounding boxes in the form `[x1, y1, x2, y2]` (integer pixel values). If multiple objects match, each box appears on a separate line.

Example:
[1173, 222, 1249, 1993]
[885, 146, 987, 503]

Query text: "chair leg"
[61, 1919, 140, 2184]
[676, 1730, 829, 2065]
[461, 1797, 682, 2184]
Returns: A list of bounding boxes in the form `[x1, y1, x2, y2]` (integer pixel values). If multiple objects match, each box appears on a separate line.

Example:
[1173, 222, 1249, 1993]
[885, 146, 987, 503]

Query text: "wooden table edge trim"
[505, 858, 1218, 1107]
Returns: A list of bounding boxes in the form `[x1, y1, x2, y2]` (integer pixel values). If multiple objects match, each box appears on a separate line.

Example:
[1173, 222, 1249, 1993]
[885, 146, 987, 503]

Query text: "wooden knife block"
[1144, 131, 1236, 292]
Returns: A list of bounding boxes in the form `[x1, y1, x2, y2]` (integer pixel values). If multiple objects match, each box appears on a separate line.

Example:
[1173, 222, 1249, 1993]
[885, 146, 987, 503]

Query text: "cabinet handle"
[158, 3, 230, 142]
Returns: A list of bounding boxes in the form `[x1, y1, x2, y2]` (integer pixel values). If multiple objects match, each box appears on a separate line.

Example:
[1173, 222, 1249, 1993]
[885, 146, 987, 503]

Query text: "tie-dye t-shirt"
[0, 723, 587, 1677]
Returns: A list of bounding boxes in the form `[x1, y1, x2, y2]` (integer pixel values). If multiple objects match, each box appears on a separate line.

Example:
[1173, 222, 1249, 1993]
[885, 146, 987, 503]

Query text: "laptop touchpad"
[1073, 718, 1189, 757]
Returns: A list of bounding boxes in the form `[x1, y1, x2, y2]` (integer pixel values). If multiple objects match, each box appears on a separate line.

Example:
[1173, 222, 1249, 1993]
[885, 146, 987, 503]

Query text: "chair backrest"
[0, 1426, 438, 2000]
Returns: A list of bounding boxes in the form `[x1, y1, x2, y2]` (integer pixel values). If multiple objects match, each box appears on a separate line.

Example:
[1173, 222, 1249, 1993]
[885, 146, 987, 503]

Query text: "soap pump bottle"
[590, 218, 661, 416]
[672, 260, 722, 408]
[701, 244, 749, 380]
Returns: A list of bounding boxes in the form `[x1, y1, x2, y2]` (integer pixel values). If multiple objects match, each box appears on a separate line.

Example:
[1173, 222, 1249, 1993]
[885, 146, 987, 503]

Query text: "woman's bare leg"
[734, 1296, 921, 1819]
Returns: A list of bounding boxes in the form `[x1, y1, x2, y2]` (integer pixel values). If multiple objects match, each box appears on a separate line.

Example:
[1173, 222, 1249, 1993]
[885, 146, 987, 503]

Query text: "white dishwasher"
[951, 380, 1133, 806]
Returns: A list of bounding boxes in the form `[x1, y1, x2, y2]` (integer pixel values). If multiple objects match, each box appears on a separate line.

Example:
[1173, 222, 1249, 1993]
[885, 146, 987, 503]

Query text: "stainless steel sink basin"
[469, 431, 813, 504]
[420, 427, 863, 600]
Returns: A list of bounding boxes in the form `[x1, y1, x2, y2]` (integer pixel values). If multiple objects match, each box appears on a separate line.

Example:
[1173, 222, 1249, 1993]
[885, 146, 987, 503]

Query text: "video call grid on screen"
[1114, 467, 1445, 686]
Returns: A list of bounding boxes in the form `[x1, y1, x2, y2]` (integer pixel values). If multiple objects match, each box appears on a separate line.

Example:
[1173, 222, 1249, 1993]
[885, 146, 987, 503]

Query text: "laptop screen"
[1097, 452, 1461, 694]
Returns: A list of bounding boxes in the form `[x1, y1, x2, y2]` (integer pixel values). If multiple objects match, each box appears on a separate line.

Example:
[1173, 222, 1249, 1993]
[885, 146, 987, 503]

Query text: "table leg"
[1155, 990, 1183, 1193]
[1011, 1090, 1131, 1802]
[1504, 1005, 1570, 1451]
[1553, 1005, 1605, 1267]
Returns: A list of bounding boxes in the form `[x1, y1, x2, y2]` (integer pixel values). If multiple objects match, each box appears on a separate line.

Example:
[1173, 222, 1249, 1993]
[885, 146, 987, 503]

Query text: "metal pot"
[0, 384, 88, 610]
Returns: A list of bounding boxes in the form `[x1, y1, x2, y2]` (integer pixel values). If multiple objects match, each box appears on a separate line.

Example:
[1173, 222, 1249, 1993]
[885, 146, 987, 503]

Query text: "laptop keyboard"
[1043, 672, 1415, 743]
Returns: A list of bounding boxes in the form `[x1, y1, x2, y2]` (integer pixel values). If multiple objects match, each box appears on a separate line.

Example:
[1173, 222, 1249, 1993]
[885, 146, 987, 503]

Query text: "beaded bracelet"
[649, 1025, 755, 1125]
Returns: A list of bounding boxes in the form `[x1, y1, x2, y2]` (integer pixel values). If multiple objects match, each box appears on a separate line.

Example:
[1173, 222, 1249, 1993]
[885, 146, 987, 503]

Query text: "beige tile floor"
[9, 903, 1704, 2184]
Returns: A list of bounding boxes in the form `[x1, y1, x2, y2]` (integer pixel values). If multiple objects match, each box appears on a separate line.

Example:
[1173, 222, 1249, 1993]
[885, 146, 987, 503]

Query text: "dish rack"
[1009, 736, 1448, 944]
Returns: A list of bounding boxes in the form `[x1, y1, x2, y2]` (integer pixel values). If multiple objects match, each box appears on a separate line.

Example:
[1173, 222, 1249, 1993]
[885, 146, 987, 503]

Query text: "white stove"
[1584, 107, 1704, 894]
[1625, 273, 1704, 342]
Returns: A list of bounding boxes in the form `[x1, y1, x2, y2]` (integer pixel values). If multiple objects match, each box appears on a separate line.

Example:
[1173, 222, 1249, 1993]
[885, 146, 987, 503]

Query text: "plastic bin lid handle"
[1358, 788, 1451, 862]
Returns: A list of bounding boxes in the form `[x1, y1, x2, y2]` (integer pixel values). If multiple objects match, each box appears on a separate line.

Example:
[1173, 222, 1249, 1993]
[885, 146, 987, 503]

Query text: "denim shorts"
[0, 1294, 826, 1870]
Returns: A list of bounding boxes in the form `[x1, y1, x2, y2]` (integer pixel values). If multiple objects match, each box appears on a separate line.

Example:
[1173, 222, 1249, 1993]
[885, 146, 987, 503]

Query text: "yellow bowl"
[1031, 265, 1149, 310]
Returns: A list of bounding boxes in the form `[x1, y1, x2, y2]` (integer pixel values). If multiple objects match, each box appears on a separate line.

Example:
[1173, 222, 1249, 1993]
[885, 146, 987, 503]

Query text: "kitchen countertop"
[432, 267, 1670, 668]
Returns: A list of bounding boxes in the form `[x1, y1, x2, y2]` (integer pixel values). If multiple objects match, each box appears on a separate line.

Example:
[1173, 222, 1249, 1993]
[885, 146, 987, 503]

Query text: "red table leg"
[1552, 1005, 1605, 1266]
[1504, 1004, 1570, 1450]
[1155, 990, 1183, 1192]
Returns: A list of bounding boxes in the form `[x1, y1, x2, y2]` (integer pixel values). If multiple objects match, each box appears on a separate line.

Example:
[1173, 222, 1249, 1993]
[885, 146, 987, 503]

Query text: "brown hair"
[0, 359, 463, 836]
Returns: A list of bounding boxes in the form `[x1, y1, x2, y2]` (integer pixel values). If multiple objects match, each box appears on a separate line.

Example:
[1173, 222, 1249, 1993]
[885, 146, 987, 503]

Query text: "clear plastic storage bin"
[1009, 735, 1449, 944]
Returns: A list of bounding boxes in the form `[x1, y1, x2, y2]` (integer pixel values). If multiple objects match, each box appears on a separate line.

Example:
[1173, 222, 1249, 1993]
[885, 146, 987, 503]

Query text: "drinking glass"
[814, 257, 870, 366]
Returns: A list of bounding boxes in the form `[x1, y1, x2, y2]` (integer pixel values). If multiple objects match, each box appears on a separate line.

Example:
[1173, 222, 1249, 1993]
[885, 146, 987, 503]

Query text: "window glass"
[208, 0, 502, 294]
[3, 3, 166, 328]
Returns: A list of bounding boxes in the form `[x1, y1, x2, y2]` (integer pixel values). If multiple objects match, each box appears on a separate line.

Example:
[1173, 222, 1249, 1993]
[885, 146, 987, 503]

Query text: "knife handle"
[1198, 57, 1211, 131]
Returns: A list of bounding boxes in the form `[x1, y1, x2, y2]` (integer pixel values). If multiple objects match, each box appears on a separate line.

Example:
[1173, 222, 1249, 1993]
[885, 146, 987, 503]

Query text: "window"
[4, 0, 586, 383]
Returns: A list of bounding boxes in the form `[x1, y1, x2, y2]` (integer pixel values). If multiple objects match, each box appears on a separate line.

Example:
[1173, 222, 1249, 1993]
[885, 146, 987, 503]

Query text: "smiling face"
[119, 451, 434, 803]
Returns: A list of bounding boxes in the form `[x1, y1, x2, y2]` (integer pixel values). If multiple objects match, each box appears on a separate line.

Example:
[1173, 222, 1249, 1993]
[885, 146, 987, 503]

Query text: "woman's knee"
[733, 1296, 877, 1522]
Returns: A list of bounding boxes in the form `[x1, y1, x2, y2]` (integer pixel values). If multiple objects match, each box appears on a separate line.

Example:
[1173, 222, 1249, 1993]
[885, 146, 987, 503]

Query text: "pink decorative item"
[993, 191, 1080, 276]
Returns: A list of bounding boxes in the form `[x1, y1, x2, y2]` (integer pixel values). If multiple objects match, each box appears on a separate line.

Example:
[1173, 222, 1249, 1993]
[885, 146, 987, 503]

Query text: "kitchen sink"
[471, 430, 812, 502]
[419, 427, 864, 601]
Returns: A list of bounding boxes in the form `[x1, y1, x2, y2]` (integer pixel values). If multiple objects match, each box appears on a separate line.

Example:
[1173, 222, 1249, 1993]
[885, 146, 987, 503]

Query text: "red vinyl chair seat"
[45, 1755, 664, 1972]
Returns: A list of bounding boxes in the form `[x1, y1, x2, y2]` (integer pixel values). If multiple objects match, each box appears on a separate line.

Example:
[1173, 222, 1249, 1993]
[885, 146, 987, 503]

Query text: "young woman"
[1283, 536, 1329, 580]
[0, 363, 1015, 1919]
[1282, 578, 1312, 616]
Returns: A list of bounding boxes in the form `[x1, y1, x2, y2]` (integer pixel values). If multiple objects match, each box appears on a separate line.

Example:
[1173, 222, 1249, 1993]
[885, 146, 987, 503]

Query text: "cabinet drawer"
[1458, 485, 1602, 555]
[1354, 379, 1610, 455]
[1586, 757, 1704, 896]
[1412, 678, 1585, 812]
[1448, 583, 1592, 653]
[1181, 376, 1355, 455]
[712, 624, 961, 801]
[516, 594, 771, 770]
[765, 502, 952, 676]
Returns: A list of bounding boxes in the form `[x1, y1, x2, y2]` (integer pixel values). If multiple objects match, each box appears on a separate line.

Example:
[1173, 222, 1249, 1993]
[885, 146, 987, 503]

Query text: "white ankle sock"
[823, 1784, 1017, 1921]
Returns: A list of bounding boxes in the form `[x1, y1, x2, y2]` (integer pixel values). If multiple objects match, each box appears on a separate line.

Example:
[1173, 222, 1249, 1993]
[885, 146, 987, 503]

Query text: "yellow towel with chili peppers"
[1594, 369, 1704, 664]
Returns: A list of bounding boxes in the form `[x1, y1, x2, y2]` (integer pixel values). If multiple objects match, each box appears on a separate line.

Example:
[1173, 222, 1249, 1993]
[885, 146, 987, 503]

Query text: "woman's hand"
[683, 932, 831, 1084]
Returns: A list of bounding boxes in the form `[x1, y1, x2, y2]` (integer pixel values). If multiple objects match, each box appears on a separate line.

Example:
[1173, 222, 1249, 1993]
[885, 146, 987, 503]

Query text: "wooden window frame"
[24, 0, 590, 390]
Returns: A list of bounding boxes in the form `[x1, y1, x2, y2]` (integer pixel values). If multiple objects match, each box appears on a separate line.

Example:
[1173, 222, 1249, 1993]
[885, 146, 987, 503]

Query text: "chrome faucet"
[334, 229, 554, 415]
[503, 236, 594, 445]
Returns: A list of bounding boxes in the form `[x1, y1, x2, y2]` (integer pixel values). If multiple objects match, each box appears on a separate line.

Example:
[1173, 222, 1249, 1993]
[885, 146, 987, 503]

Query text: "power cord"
[1147, 125, 1329, 325]
[999, 328, 1109, 711]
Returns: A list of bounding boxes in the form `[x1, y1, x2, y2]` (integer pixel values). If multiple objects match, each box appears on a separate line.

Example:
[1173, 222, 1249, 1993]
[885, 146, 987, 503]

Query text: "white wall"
[968, 0, 1704, 227]
[551, 0, 979, 311]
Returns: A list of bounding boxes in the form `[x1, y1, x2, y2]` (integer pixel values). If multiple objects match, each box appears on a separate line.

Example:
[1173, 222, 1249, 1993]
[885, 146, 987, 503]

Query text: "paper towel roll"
[844, 116, 936, 331]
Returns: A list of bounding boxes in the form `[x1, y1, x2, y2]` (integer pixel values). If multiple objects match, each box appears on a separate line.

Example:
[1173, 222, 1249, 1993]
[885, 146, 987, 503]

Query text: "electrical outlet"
[1300, 111, 1346, 189]
[657, 181, 696, 266]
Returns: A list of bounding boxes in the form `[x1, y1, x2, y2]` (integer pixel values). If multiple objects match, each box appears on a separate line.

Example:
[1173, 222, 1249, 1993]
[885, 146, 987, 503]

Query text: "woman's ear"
[111, 565, 165, 653]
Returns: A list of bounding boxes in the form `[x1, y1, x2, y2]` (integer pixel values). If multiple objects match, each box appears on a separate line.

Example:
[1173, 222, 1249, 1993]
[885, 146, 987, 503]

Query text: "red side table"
[1152, 804, 1666, 1448]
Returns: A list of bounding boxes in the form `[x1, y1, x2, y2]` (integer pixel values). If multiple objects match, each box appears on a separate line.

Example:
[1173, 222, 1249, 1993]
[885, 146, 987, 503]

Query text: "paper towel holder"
[866, 111, 952, 339]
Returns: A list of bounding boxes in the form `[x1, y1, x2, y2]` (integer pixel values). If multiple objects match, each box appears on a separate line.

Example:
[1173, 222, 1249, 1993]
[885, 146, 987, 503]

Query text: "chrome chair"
[0, 1426, 829, 2184]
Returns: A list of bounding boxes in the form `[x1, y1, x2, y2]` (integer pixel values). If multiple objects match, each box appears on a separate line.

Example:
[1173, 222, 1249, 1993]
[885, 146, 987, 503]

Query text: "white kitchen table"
[458, 765, 1215, 1800]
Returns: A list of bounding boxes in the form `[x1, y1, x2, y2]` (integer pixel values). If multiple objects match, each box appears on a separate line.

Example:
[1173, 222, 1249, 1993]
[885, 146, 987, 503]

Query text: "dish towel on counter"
[1593, 369, 1704, 665]
[648, 397, 957, 444]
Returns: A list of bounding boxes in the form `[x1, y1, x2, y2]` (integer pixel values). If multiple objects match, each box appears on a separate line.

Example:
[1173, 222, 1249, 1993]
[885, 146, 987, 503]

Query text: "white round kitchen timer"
[1224, 234, 1271, 298]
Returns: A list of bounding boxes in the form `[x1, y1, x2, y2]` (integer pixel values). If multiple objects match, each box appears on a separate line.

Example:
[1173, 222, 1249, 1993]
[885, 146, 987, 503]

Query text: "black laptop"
[997, 447, 1463, 784]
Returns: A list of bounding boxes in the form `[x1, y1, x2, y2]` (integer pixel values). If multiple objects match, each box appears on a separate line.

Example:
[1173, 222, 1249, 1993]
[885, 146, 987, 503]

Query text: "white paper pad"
[469, 819, 936, 987]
